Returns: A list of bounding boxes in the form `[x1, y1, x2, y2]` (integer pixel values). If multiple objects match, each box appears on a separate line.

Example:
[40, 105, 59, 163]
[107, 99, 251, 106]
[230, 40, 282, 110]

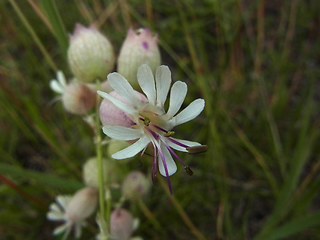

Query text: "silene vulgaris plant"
[47, 23, 206, 240]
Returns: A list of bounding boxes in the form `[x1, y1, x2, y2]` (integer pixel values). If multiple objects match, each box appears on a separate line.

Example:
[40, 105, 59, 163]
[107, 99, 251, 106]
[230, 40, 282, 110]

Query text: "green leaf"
[265, 212, 320, 240]
[0, 163, 82, 192]
[40, 0, 68, 54]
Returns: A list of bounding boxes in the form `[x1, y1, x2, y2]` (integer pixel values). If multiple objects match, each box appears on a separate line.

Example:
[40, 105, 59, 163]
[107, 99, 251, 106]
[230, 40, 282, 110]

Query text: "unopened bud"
[83, 157, 122, 187]
[117, 28, 161, 88]
[122, 171, 151, 200]
[62, 82, 96, 115]
[68, 24, 115, 83]
[99, 90, 147, 127]
[110, 208, 134, 240]
[99, 91, 134, 127]
[66, 187, 98, 222]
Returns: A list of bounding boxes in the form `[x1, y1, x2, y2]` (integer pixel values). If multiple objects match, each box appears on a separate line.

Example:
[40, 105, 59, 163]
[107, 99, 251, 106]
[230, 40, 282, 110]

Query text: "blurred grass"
[0, 0, 320, 239]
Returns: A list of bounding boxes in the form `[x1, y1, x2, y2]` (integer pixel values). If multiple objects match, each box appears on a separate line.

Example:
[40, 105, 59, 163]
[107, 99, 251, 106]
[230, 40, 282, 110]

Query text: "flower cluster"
[47, 22, 205, 240]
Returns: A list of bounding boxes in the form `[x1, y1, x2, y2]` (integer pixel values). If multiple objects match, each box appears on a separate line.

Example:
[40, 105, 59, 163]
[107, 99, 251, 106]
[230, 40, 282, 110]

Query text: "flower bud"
[68, 24, 115, 83]
[66, 187, 98, 222]
[83, 157, 122, 187]
[62, 81, 96, 115]
[122, 171, 151, 200]
[99, 91, 134, 127]
[110, 208, 134, 240]
[99, 90, 147, 127]
[117, 28, 161, 88]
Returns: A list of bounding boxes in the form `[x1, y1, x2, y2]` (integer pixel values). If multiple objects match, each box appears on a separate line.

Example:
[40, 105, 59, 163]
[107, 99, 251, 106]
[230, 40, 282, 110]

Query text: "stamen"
[151, 123, 168, 133]
[157, 144, 173, 195]
[151, 143, 157, 183]
[139, 116, 150, 126]
[164, 131, 175, 137]
[163, 142, 187, 167]
[187, 145, 208, 154]
[184, 166, 193, 176]
[146, 128, 159, 140]
[167, 138, 189, 148]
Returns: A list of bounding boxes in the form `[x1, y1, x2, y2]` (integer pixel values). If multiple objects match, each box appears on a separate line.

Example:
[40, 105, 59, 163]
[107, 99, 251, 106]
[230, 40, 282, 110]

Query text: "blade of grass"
[0, 163, 82, 191]
[8, 0, 57, 71]
[264, 211, 320, 240]
[254, 83, 316, 239]
[0, 174, 46, 209]
[40, 0, 68, 54]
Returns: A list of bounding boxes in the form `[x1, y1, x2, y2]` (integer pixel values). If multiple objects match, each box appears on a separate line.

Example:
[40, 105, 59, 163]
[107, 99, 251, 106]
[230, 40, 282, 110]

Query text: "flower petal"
[53, 222, 70, 235]
[56, 196, 72, 209]
[49, 203, 61, 212]
[112, 136, 150, 159]
[108, 72, 140, 107]
[170, 98, 205, 126]
[98, 90, 136, 116]
[50, 80, 64, 94]
[102, 125, 142, 140]
[158, 143, 177, 177]
[167, 138, 201, 152]
[164, 81, 187, 119]
[47, 211, 65, 221]
[137, 64, 156, 105]
[155, 65, 171, 107]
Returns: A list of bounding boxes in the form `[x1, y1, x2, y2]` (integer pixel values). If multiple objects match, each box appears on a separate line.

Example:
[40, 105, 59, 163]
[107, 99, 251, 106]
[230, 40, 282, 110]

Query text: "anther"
[184, 166, 193, 176]
[186, 145, 208, 154]
[164, 131, 175, 137]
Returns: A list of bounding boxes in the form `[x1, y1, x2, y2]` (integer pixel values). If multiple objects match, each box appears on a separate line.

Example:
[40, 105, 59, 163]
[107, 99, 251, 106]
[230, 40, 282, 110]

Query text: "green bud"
[68, 24, 115, 83]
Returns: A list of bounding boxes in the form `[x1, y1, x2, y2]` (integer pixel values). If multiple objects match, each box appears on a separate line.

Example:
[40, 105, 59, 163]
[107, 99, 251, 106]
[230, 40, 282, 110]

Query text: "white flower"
[98, 64, 205, 193]
[47, 187, 98, 239]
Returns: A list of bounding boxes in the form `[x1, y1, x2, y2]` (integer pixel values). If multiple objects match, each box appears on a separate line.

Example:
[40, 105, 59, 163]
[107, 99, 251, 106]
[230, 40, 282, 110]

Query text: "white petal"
[74, 222, 82, 239]
[167, 138, 201, 152]
[137, 64, 156, 105]
[158, 143, 177, 177]
[57, 71, 67, 86]
[98, 90, 136, 116]
[53, 222, 70, 235]
[49, 203, 61, 212]
[56, 196, 72, 209]
[47, 211, 65, 221]
[62, 223, 73, 240]
[170, 99, 205, 126]
[50, 80, 64, 94]
[102, 125, 142, 140]
[108, 73, 140, 107]
[155, 65, 171, 107]
[112, 136, 150, 159]
[165, 81, 187, 119]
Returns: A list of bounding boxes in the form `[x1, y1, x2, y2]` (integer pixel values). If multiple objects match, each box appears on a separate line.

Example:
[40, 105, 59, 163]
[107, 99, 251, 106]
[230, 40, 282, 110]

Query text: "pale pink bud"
[110, 209, 134, 240]
[62, 82, 96, 115]
[68, 24, 115, 83]
[122, 171, 151, 200]
[66, 187, 98, 222]
[117, 28, 161, 88]
[99, 90, 147, 127]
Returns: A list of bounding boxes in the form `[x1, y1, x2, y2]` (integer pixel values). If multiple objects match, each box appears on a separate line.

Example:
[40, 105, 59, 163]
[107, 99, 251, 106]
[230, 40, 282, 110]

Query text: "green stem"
[138, 199, 162, 230]
[96, 81, 106, 225]
[157, 175, 208, 240]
